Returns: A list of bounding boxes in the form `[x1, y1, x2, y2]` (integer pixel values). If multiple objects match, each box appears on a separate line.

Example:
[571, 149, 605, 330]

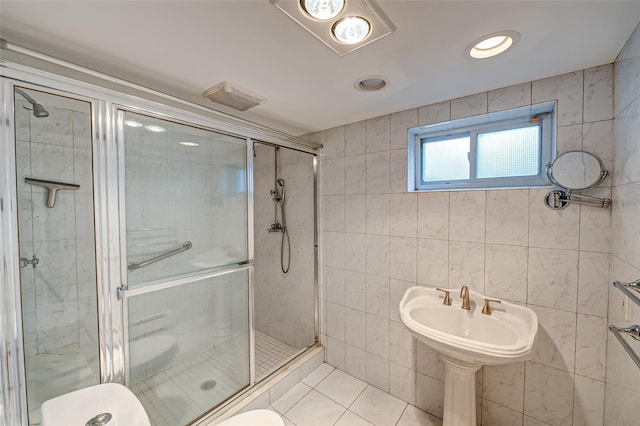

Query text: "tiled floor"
[270, 363, 443, 426]
[255, 331, 300, 382]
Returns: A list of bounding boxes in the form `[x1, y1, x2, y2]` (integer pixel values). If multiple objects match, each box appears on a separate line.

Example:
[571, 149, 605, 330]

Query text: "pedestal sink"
[399, 286, 538, 426]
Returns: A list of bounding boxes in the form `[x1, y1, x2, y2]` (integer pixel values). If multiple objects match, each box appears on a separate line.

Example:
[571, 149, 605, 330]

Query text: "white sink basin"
[399, 286, 538, 426]
[399, 286, 537, 365]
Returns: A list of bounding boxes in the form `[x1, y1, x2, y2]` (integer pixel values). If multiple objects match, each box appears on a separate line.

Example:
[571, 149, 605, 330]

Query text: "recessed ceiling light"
[354, 76, 388, 92]
[179, 141, 200, 147]
[301, 0, 344, 20]
[124, 119, 143, 128]
[145, 125, 166, 133]
[333, 16, 371, 45]
[466, 31, 521, 59]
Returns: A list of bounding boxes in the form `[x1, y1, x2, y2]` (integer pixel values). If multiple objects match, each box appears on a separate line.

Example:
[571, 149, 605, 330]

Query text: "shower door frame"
[113, 104, 257, 391]
[0, 59, 321, 426]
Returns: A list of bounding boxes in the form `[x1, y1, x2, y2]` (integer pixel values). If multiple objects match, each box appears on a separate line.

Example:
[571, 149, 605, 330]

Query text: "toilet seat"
[216, 409, 284, 426]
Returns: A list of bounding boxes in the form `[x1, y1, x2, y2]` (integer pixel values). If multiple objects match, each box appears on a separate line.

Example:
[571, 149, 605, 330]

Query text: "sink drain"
[85, 412, 112, 426]
[200, 380, 217, 391]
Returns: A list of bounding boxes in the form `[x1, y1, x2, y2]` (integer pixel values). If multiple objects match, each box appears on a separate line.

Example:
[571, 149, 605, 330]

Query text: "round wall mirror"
[547, 151, 607, 191]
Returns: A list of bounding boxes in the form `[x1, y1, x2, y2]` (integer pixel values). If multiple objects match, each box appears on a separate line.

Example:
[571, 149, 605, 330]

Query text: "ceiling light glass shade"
[124, 119, 143, 128]
[333, 16, 371, 45]
[301, 0, 344, 20]
[467, 31, 520, 59]
[144, 125, 166, 133]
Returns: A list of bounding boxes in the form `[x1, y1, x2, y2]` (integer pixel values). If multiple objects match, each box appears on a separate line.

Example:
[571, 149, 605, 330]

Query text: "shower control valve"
[20, 255, 39, 269]
[268, 223, 284, 233]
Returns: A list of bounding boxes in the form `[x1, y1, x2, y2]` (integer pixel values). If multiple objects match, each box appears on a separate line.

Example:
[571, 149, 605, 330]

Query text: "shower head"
[32, 103, 50, 118]
[277, 178, 285, 187]
[15, 88, 50, 118]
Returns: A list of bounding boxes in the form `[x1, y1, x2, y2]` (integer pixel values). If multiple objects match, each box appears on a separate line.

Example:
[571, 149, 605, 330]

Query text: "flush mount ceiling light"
[354, 75, 388, 92]
[302, 0, 344, 20]
[465, 31, 521, 59]
[179, 141, 200, 147]
[271, 0, 395, 55]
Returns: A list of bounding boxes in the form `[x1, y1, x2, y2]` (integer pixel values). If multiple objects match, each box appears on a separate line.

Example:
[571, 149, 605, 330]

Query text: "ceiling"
[1, 1, 640, 136]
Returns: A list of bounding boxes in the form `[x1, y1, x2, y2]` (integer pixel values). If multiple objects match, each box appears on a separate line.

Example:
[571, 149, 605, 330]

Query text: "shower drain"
[200, 380, 217, 391]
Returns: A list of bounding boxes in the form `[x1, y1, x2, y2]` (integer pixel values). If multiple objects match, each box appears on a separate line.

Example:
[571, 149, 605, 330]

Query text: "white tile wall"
[605, 21, 640, 426]
[316, 62, 617, 425]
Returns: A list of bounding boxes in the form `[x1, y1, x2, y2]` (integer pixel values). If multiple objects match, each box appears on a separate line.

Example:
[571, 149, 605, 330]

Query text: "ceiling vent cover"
[202, 82, 266, 111]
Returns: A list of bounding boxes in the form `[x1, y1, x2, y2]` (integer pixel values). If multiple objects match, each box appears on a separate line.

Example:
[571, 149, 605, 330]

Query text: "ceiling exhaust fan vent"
[202, 81, 266, 111]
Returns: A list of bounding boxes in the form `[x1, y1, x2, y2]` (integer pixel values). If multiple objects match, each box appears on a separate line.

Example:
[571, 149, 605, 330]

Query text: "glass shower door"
[119, 111, 250, 425]
[12, 87, 100, 425]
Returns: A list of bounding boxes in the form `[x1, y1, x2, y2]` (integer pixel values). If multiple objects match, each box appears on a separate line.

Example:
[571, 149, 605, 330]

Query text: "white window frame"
[407, 102, 556, 191]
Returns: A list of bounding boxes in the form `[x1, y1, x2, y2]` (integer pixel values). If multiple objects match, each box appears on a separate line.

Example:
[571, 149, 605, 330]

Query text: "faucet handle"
[481, 298, 501, 315]
[436, 288, 452, 306]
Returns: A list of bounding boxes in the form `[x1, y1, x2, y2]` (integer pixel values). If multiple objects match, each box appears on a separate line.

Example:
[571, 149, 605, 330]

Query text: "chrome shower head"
[15, 88, 50, 118]
[32, 103, 50, 118]
[277, 178, 285, 187]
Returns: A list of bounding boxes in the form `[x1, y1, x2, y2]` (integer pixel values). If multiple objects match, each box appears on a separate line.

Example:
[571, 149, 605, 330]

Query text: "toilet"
[216, 409, 284, 426]
[40, 383, 151, 426]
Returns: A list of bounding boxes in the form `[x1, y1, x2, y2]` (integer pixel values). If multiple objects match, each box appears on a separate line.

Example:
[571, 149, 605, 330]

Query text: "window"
[408, 102, 555, 191]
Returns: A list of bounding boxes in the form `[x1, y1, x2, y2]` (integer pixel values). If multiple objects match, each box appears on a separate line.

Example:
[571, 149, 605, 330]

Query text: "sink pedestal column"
[440, 355, 481, 426]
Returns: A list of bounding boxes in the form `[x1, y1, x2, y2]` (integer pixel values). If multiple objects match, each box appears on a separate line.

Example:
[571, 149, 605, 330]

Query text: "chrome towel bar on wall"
[609, 325, 640, 370]
[613, 279, 640, 307]
[610, 278, 640, 370]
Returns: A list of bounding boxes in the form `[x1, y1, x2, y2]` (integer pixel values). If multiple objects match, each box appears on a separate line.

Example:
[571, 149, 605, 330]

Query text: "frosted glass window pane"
[422, 136, 470, 182]
[476, 126, 540, 178]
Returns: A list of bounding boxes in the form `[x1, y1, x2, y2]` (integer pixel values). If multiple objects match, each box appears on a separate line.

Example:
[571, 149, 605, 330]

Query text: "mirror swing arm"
[544, 150, 611, 210]
[544, 188, 610, 210]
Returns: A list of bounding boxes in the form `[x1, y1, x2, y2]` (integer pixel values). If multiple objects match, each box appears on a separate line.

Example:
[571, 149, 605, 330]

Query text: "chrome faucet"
[460, 285, 471, 310]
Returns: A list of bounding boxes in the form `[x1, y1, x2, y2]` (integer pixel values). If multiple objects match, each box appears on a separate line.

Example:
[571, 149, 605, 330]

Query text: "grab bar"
[128, 241, 192, 271]
[609, 325, 640, 370]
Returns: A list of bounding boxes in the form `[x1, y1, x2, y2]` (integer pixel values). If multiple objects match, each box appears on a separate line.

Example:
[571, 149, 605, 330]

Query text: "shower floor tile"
[132, 331, 300, 425]
[255, 331, 300, 382]
[131, 334, 249, 426]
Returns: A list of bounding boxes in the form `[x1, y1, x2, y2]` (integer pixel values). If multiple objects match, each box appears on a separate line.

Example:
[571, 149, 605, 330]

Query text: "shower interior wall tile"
[254, 146, 316, 350]
[606, 21, 640, 426]
[315, 61, 619, 425]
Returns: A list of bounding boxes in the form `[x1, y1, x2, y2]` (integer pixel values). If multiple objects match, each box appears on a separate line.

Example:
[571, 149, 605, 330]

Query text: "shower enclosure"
[0, 58, 320, 426]
[253, 144, 317, 380]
